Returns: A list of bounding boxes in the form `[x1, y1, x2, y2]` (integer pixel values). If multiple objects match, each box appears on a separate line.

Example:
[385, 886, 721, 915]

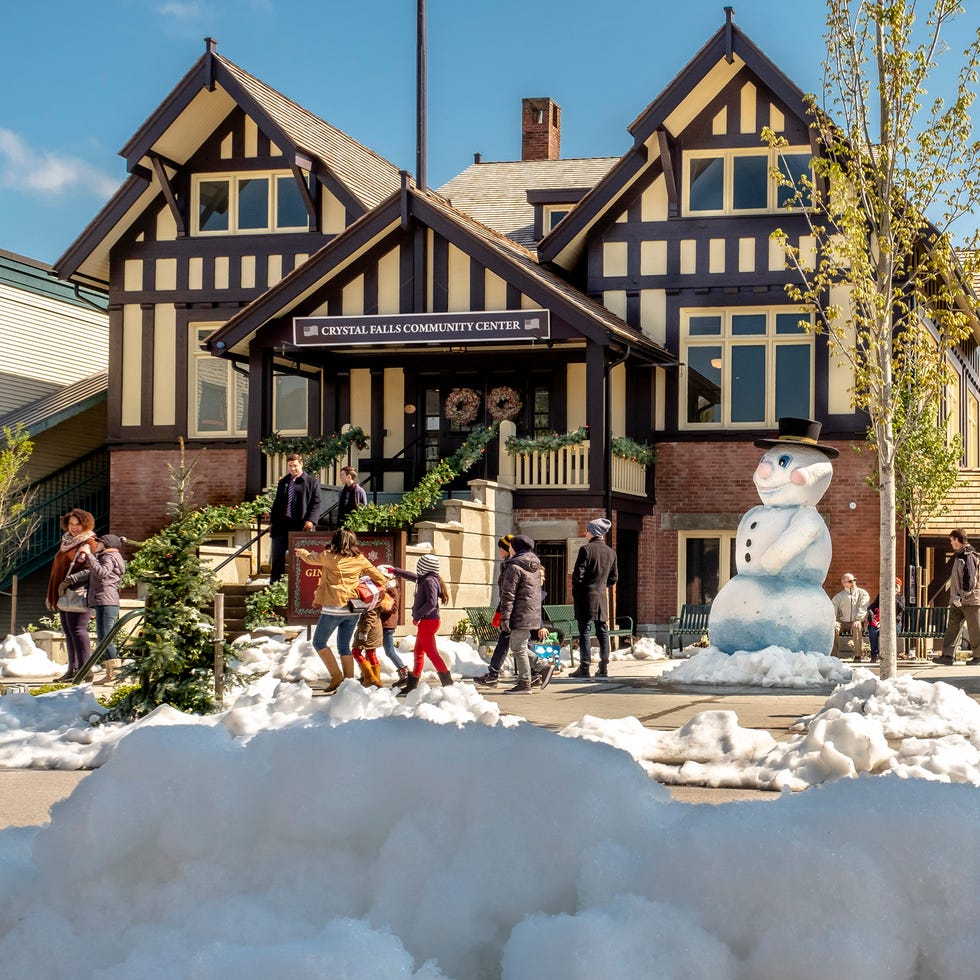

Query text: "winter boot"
[537, 663, 555, 691]
[365, 660, 384, 687]
[341, 655, 356, 681]
[568, 664, 591, 678]
[397, 666, 409, 682]
[352, 651, 371, 686]
[317, 647, 343, 693]
[473, 672, 499, 687]
[505, 678, 533, 694]
[438, 671, 454, 687]
[102, 658, 122, 683]
[593, 661, 609, 679]
[396, 673, 420, 697]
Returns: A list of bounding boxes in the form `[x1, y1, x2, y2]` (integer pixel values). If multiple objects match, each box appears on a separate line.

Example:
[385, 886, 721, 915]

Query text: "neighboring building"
[0, 249, 110, 628]
[52, 13, 979, 636]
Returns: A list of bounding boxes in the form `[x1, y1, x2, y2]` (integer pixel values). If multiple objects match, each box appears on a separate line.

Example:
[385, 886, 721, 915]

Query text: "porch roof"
[204, 184, 675, 365]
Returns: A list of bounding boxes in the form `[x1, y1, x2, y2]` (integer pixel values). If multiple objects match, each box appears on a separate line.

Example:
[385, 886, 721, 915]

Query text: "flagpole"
[416, 0, 427, 192]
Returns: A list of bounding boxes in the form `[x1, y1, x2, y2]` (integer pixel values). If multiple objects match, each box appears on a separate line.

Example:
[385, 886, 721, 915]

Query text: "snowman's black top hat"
[754, 417, 839, 459]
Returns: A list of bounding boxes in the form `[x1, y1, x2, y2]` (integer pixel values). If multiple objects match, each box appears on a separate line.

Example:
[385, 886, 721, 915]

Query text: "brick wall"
[110, 446, 248, 541]
[515, 440, 900, 632]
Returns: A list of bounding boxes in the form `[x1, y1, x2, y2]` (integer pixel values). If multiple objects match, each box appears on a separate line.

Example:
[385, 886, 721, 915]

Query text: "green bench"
[543, 604, 635, 665]
[463, 607, 500, 653]
[897, 605, 949, 659]
[667, 603, 712, 657]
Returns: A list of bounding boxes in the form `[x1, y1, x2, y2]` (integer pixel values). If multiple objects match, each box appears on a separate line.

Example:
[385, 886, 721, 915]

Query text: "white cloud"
[0, 129, 117, 200]
[156, 1, 204, 18]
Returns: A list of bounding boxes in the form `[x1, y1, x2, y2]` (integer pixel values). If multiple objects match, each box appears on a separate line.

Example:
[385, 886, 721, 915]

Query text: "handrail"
[210, 523, 271, 575]
[69, 607, 145, 683]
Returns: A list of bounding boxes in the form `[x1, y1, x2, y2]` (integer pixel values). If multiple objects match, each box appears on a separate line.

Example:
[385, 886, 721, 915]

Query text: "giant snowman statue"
[708, 418, 838, 656]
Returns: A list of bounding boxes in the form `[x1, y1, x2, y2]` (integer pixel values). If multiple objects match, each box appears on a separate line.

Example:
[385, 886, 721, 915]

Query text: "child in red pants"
[385, 554, 453, 695]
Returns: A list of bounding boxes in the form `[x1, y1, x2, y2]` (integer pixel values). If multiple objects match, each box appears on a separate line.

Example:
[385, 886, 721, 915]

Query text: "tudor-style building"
[53, 13, 980, 635]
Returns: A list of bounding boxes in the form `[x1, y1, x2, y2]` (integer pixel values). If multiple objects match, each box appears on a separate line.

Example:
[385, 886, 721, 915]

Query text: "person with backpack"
[933, 528, 980, 666]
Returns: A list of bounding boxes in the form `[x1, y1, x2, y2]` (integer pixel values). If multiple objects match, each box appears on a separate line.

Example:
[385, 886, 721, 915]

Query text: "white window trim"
[272, 372, 310, 437]
[682, 146, 812, 217]
[677, 530, 737, 614]
[189, 325, 248, 439]
[679, 307, 814, 430]
[192, 171, 309, 236]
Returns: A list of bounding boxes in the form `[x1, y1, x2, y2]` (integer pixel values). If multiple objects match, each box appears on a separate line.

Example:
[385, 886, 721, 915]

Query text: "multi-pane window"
[678, 532, 737, 610]
[190, 327, 248, 437]
[533, 385, 551, 437]
[681, 309, 813, 428]
[194, 172, 309, 235]
[273, 374, 309, 435]
[684, 148, 812, 216]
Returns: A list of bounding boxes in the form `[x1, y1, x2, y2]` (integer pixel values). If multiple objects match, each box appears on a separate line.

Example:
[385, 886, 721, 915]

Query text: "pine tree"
[106, 443, 269, 721]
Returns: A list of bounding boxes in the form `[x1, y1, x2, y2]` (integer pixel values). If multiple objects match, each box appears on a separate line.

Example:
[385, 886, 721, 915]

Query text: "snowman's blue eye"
[777, 454, 791, 468]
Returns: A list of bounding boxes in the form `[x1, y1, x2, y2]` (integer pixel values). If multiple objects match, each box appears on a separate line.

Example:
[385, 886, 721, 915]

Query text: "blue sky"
[0, 0, 975, 265]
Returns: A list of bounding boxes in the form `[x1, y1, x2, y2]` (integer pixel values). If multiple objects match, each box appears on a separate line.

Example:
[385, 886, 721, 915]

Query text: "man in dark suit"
[569, 517, 619, 679]
[269, 453, 321, 583]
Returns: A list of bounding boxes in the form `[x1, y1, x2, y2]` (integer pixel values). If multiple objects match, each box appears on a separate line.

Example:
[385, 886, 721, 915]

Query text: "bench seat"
[667, 603, 712, 657]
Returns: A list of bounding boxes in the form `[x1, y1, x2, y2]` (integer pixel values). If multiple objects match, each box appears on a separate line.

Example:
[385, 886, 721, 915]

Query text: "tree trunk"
[878, 456, 898, 680]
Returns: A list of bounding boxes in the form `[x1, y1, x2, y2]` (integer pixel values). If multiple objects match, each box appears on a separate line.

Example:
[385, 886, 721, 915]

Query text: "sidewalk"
[2, 655, 976, 826]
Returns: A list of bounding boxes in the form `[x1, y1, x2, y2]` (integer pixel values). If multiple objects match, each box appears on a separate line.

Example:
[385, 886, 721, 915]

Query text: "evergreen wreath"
[487, 385, 523, 422]
[444, 387, 481, 425]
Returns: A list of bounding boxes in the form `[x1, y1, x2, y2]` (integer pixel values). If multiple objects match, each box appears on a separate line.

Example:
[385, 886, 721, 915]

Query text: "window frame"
[192, 171, 310, 236]
[188, 325, 249, 439]
[677, 530, 737, 614]
[682, 147, 813, 217]
[679, 307, 814, 430]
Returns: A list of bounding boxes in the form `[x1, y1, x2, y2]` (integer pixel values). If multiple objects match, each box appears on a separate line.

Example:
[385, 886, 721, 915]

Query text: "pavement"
[2, 654, 978, 826]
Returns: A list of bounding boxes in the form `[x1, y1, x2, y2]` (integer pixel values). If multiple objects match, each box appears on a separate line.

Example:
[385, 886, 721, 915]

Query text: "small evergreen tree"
[106, 444, 269, 721]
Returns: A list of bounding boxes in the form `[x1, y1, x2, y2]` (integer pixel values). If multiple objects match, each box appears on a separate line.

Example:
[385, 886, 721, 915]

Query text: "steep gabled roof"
[537, 19, 810, 269]
[55, 42, 403, 285]
[437, 157, 619, 253]
[205, 185, 673, 364]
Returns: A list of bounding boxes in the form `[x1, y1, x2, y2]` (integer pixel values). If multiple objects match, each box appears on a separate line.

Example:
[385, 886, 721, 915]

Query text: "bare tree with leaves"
[765, 0, 980, 679]
[0, 425, 39, 583]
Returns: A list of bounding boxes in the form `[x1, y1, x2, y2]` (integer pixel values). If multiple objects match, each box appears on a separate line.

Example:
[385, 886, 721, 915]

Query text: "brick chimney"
[522, 97, 561, 161]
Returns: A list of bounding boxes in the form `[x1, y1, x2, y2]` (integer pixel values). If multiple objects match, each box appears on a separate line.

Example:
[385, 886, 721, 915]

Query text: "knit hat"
[497, 533, 514, 552]
[511, 534, 535, 554]
[99, 534, 126, 550]
[587, 518, 612, 538]
[416, 554, 440, 576]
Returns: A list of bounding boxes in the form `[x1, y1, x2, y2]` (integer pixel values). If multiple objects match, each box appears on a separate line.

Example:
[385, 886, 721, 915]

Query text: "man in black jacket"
[268, 454, 321, 583]
[570, 517, 619, 679]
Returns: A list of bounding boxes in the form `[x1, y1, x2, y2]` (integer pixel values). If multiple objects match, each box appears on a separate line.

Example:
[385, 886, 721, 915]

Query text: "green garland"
[610, 435, 658, 468]
[504, 426, 590, 455]
[345, 425, 499, 532]
[504, 426, 656, 468]
[259, 427, 369, 475]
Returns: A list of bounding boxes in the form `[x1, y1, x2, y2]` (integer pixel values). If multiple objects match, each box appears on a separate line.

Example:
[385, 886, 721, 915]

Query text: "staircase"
[219, 582, 268, 641]
[0, 448, 110, 589]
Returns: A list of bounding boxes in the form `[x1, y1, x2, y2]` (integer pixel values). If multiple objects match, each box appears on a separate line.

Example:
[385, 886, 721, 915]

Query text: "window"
[683, 148, 812, 216]
[544, 207, 570, 232]
[681, 309, 813, 428]
[273, 373, 309, 435]
[533, 385, 551, 437]
[193, 172, 309, 235]
[678, 532, 737, 611]
[189, 326, 248, 438]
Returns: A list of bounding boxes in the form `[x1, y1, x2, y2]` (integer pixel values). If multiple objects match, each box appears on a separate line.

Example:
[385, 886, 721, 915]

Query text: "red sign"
[286, 531, 406, 625]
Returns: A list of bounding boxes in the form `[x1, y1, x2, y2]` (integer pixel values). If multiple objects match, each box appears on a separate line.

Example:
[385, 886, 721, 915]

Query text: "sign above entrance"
[292, 309, 550, 346]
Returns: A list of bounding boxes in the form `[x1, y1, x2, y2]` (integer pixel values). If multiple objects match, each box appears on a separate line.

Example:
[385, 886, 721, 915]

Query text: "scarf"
[60, 530, 95, 552]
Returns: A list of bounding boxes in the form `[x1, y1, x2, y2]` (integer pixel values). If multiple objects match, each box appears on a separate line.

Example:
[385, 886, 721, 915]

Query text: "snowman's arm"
[759, 510, 822, 574]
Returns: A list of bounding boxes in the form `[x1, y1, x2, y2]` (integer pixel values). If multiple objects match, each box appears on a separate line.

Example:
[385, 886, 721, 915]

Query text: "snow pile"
[563, 672, 980, 792]
[0, 633, 61, 678]
[624, 636, 668, 661]
[662, 645, 851, 687]
[2, 715, 980, 978]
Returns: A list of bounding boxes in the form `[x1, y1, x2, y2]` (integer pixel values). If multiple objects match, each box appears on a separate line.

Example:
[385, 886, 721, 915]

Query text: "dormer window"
[683, 148, 812, 216]
[193, 172, 309, 235]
